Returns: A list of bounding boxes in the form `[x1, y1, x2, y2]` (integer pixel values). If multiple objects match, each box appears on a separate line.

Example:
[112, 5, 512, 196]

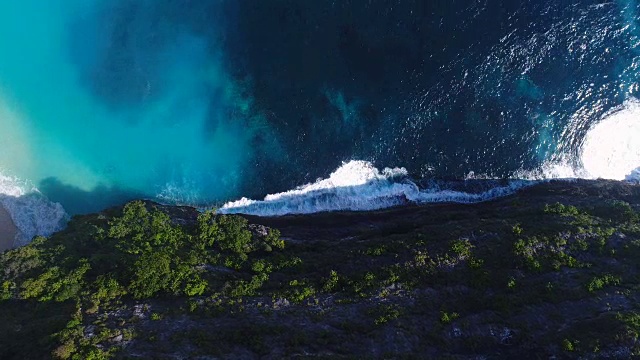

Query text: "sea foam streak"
[219, 160, 531, 216]
[0, 173, 68, 247]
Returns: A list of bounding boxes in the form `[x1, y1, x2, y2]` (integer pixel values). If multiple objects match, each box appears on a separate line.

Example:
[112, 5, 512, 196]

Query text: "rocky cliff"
[2, 179, 640, 359]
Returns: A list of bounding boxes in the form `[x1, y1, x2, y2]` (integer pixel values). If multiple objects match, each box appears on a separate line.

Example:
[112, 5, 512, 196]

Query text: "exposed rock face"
[3, 179, 640, 359]
[0, 205, 17, 252]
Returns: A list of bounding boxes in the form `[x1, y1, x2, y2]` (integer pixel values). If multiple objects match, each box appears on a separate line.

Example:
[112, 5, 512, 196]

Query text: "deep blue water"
[1, 0, 640, 215]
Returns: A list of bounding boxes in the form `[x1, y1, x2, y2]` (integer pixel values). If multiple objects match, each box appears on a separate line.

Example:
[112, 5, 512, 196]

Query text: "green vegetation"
[370, 303, 401, 325]
[586, 274, 621, 292]
[2, 181, 640, 359]
[0, 201, 288, 359]
[563, 338, 575, 352]
[440, 311, 460, 324]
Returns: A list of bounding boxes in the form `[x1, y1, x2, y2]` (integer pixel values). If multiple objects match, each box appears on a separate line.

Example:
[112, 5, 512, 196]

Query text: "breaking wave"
[518, 99, 640, 183]
[219, 160, 533, 216]
[581, 100, 640, 182]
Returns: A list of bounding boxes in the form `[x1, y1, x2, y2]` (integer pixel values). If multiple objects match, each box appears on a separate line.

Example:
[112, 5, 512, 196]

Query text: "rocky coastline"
[2, 179, 640, 359]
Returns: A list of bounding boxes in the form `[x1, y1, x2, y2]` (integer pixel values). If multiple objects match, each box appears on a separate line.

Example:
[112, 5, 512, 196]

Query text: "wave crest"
[220, 160, 530, 216]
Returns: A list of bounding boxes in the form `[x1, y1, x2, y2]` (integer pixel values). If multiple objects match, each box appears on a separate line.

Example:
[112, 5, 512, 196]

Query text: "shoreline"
[0, 204, 18, 252]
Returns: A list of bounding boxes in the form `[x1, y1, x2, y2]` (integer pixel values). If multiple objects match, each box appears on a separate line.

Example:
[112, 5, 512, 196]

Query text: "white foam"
[0, 172, 68, 248]
[580, 100, 640, 180]
[515, 99, 640, 182]
[220, 160, 530, 216]
[513, 158, 585, 181]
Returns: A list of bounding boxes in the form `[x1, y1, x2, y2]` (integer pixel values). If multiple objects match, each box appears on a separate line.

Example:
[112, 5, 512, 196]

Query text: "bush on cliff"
[0, 200, 285, 359]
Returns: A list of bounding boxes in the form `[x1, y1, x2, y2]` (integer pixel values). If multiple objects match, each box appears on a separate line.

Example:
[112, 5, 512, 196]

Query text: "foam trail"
[220, 160, 532, 216]
[0, 173, 68, 247]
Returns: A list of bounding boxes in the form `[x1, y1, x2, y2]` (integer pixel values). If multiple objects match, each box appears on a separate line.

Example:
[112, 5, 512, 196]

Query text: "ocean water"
[1, 1, 640, 235]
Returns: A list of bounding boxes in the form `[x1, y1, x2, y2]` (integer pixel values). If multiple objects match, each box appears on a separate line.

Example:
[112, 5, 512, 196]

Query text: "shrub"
[184, 275, 208, 297]
[110, 201, 187, 255]
[264, 228, 285, 250]
[562, 339, 574, 351]
[21, 260, 90, 302]
[0, 280, 15, 301]
[323, 270, 340, 292]
[214, 215, 253, 255]
[129, 252, 172, 299]
[286, 279, 316, 303]
[512, 224, 523, 236]
[370, 304, 401, 325]
[440, 311, 460, 324]
[196, 210, 218, 250]
[586, 274, 621, 292]
[230, 273, 269, 298]
[545, 203, 581, 216]
[451, 239, 473, 259]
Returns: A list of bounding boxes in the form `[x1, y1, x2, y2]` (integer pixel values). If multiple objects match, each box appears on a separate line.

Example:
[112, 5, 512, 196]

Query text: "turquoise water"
[0, 1, 276, 213]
